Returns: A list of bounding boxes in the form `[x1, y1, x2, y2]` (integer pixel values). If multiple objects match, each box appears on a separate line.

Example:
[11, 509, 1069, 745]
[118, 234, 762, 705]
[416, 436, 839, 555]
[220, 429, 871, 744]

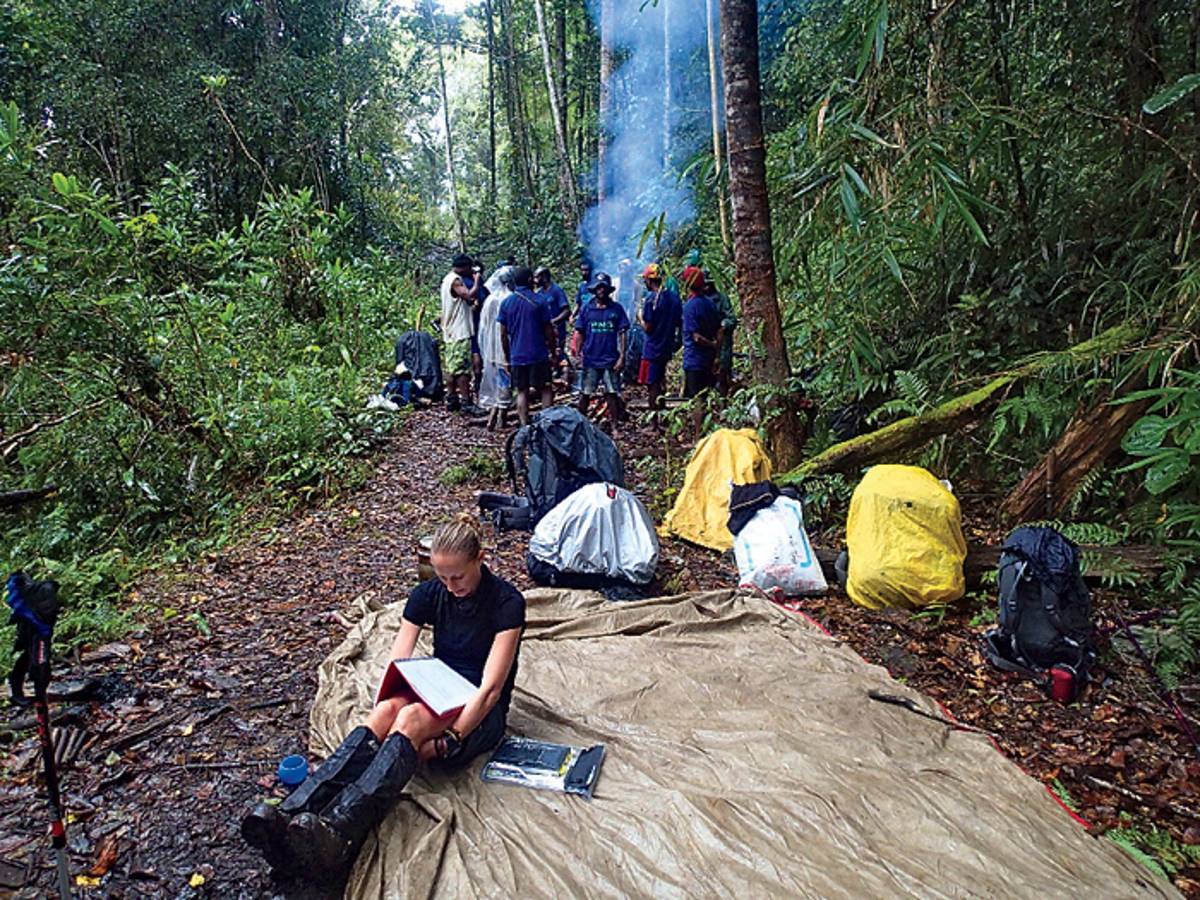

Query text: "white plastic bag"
[734, 496, 828, 596]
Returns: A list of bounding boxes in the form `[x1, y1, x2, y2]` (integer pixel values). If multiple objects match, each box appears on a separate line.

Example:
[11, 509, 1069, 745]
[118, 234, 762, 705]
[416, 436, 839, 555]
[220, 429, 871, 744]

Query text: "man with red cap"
[637, 263, 682, 412]
[679, 264, 722, 436]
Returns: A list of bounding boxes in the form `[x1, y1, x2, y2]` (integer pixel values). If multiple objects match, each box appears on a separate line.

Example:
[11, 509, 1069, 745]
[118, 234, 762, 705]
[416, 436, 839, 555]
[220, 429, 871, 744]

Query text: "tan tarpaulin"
[310, 590, 1176, 900]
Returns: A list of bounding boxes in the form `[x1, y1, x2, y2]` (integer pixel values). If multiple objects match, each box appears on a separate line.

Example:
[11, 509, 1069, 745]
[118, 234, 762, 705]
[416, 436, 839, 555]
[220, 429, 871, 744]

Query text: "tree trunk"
[1000, 371, 1153, 524]
[720, 0, 801, 469]
[662, 0, 672, 169]
[598, 0, 615, 207]
[776, 323, 1143, 484]
[554, 0, 569, 163]
[988, 0, 1032, 242]
[425, 0, 466, 251]
[263, 0, 282, 52]
[533, 0, 579, 224]
[496, 0, 535, 200]
[484, 0, 498, 208]
[705, 0, 730, 250]
[499, 0, 536, 199]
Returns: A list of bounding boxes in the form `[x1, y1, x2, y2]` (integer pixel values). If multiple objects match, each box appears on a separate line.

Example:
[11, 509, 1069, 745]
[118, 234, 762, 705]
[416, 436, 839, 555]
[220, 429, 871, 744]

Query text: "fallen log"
[812, 542, 1165, 592]
[1000, 383, 1152, 523]
[777, 324, 1142, 484]
[0, 484, 58, 510]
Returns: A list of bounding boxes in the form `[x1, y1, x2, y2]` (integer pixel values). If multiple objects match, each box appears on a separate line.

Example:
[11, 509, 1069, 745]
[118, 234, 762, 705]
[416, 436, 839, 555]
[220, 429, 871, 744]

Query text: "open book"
[376, 657, 478, 718]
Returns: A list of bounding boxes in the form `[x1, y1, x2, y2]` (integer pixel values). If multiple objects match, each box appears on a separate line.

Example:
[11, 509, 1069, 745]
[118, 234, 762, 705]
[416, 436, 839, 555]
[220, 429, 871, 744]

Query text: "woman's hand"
[448, 627, 520, 739]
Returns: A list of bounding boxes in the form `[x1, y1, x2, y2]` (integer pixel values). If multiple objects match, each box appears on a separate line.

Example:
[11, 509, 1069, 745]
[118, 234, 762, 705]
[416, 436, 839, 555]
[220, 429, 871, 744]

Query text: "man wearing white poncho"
[477, 265, 515, 428]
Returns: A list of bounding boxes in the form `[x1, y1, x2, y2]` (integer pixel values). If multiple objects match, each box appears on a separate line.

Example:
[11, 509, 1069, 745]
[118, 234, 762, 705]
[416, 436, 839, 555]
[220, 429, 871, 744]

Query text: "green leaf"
[1142, 73, 1200, 115]
[1144, 451, 1191, 495]
[882, 246, 903, 283]
[843, 163, 870, 196]
[839, 176, 860, 230]
[1122, 415, 1171, 455]
[51, 172, 71, 195]
[1184, 425, 1200, 455]
[873, 1, 888, 65]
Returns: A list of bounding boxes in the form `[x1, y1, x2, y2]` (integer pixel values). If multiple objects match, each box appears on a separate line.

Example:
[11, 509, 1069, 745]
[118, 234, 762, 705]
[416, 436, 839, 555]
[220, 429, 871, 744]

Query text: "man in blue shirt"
[574, 272, 629, 431]
[498, 267, 556, 426]
[637, 263, 682, 412]
[680, 265, 722, 435]
[575, 258, 594, 311]
[534, 266, 571, 377]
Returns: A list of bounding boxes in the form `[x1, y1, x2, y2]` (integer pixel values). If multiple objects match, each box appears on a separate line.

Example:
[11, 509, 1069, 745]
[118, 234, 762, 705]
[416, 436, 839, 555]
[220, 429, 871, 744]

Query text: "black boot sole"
[241, 803, 294, 871]
[285, 812, 355, 881]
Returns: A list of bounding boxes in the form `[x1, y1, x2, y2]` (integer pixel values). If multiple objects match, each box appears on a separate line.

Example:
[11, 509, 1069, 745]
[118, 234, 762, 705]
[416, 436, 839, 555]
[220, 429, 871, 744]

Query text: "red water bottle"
[1048, 665, 1079, 703]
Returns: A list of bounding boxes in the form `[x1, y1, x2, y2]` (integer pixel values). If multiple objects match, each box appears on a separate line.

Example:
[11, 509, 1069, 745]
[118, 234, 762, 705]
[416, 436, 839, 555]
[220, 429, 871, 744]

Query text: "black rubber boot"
[241, 726, 380, 870]
[285, 732, 419, 880]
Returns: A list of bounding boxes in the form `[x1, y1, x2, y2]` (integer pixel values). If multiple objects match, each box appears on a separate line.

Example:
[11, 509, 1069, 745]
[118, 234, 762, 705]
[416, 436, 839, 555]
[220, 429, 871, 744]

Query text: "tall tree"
[554, 0, 569, 161]
[498, 0, 536, 199]
[533, 0, 579, 223]
[719, 0, 801, 467]
[706, 0, 730, 249]
[483, 0, 498, 208]
[598, 0, 615, 206]
[424, 0, 466, 251]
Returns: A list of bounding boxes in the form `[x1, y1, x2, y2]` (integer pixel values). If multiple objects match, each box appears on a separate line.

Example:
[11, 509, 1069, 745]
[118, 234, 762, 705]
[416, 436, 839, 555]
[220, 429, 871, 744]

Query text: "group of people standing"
[439, 250, 736, 432]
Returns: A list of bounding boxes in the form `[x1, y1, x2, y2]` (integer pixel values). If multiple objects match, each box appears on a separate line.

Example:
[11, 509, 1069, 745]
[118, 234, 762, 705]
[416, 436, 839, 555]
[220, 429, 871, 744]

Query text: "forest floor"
[1, 392, 1199, 898]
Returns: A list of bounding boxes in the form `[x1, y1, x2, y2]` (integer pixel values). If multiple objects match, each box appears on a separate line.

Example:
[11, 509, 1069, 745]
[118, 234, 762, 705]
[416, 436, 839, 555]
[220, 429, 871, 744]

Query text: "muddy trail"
[1, 402, 1197, 897]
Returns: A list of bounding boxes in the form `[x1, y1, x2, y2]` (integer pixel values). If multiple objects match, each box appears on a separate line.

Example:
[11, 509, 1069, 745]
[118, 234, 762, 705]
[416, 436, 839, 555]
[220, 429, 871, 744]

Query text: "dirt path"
[1, 403, 1197, 897]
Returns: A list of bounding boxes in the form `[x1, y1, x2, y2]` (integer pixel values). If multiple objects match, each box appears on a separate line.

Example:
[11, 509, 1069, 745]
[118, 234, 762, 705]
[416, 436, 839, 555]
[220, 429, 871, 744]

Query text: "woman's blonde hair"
[430, 512, 484, 559]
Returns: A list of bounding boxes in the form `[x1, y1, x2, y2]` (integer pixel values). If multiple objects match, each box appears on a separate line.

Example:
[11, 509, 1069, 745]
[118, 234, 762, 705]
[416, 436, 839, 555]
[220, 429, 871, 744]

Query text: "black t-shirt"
[402, 567, 525, 713]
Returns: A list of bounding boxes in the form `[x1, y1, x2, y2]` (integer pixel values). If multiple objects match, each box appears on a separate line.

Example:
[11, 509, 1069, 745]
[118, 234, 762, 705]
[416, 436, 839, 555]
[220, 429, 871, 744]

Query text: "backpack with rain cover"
[478, 407, 624, 531]
[982, 525, 1095, 702]
[394, 331, 444, 401]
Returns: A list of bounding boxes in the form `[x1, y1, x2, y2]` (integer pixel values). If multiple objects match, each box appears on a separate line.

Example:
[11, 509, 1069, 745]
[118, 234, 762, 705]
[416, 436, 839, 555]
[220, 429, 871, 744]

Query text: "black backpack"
[477, 407, 624, 531]
[983, 526, 1095, 701]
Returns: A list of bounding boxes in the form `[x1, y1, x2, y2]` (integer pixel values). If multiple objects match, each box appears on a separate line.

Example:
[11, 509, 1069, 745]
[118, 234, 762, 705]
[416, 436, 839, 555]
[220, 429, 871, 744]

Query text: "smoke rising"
[580, 0, 715, 269]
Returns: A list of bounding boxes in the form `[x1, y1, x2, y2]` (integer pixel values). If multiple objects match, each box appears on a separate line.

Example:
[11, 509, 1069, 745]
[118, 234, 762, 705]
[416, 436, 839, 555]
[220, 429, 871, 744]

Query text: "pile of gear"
[659, 431, 1098, 705]
[367, 331, 445, 411]
[477, 407, 658, 595]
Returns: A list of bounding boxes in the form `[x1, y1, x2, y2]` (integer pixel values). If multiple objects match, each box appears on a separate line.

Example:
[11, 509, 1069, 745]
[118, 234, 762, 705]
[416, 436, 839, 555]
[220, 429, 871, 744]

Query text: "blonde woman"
[242, 514, 525, 878]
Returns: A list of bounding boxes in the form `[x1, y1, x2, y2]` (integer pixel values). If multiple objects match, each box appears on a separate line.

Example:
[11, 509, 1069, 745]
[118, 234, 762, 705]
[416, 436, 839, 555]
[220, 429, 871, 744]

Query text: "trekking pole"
[31, 630, 73, 898]
[5, 574, 72, 897]
[1114, 612, 1200, 762]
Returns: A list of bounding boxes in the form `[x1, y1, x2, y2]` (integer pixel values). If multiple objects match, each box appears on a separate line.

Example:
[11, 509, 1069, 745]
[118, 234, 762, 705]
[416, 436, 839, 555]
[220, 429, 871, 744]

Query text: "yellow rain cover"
[660, 428, 772, 551]
[846, 464, 967, 609]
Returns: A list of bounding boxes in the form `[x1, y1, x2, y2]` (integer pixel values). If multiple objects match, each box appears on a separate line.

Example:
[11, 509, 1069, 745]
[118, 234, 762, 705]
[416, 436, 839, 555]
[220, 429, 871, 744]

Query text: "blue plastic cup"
[277, 754, 308, 786]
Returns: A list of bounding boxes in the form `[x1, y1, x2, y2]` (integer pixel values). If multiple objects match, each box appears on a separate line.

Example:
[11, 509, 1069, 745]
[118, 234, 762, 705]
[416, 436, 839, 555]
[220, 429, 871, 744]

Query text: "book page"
[394, 657, 478, 717]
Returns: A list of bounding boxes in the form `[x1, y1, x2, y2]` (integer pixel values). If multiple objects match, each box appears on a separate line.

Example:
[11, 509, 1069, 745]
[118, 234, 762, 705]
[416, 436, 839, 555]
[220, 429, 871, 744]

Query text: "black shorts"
[430, 704, 507, 772]
[684, 368, 715, 399]
[512, 361, 551, 392]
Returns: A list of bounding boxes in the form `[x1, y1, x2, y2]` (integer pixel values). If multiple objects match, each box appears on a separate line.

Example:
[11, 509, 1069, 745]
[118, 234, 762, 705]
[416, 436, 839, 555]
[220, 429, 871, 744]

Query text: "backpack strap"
[504, 428, 522, 495]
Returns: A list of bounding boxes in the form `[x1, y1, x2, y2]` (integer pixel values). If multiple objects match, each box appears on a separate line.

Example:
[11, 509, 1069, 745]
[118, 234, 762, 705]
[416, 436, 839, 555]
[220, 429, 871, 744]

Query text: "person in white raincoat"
[478, 265, 515, 428]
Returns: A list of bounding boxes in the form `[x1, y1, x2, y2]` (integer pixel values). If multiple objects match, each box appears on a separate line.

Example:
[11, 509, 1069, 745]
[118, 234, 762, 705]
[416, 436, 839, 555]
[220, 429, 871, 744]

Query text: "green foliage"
[1, 107, 418, 657]
[439, 452, 505, 487]
[1048, 778, 1078, 812]
[1108, 816, 1200, 878]
[763, 0, 1197, 497]
[1117, 369, 1200, 506]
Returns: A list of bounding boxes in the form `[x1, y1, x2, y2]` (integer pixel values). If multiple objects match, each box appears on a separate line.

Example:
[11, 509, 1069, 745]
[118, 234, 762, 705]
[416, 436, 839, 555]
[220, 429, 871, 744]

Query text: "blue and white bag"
[733, 496, 828, 596]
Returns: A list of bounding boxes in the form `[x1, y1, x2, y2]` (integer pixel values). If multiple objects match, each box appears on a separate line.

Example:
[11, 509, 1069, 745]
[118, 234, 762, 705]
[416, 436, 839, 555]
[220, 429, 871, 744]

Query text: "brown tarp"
[310, 590, 1177, 899]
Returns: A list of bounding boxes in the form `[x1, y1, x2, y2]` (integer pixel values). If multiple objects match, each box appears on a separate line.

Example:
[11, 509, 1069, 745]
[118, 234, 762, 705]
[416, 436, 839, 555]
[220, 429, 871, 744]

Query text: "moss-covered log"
[777, 324, 1143, 485]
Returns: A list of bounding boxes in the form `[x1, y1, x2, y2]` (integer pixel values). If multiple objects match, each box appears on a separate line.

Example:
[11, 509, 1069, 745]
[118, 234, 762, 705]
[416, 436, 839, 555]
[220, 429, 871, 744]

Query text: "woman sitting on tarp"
[241, 514, 525, 879]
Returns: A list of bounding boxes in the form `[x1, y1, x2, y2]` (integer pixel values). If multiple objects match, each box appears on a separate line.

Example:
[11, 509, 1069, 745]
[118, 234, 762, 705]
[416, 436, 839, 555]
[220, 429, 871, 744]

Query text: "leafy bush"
[1, 104, 420, 657]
